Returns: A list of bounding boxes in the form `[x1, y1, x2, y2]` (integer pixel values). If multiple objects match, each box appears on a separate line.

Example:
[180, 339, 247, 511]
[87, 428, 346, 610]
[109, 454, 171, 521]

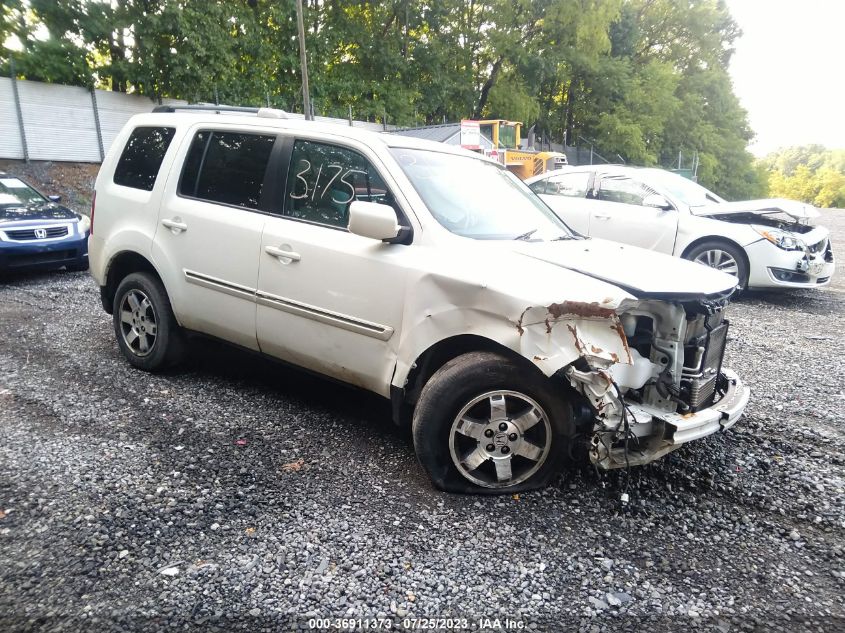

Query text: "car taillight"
[90, 191, 96, 236]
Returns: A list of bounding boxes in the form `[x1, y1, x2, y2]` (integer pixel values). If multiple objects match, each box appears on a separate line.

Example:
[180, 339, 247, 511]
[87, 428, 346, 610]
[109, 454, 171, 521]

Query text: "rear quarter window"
[113, 126, 176, 191]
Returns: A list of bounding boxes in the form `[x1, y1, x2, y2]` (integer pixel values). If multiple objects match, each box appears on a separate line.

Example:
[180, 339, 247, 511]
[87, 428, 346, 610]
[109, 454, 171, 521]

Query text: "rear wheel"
[412, 351, 574, 494]
[112, 272, 185, 371]
[685, 240, 748, 289]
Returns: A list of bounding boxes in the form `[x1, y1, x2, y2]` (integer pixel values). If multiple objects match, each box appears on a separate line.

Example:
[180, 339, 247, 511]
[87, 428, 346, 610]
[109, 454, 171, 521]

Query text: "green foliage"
[762, 146, 845, 208]
[1, 0, 766, 198]
[485, 73, 539, 124]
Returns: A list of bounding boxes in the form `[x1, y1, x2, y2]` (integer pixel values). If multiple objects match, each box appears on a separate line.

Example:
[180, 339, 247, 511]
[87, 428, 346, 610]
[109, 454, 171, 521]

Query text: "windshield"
[0, 177, 46, 206]
[388, 148, 575, 240]
[643, 170, 725, 207]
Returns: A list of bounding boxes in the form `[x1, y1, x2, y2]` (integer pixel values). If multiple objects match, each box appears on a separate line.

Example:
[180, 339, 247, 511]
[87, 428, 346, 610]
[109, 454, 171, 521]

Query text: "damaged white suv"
[89, 107, 750, 493]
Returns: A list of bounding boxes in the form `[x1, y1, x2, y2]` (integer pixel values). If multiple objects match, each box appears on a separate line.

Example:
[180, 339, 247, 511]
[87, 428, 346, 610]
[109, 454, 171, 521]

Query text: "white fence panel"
[96, 89, 186, 156]
[17, 80, 101, 162]
[0, 77, 25, 160]
[0, 78, 395, 162]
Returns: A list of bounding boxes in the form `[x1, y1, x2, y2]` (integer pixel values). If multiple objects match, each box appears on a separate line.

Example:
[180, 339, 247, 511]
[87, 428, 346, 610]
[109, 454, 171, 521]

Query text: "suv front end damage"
[520, 294, 750, 469]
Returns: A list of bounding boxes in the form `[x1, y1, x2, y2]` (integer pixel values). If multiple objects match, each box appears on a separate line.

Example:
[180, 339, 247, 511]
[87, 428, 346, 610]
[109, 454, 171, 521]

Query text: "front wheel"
[412, 352, 574, 494]
[685, 240, 749, 289]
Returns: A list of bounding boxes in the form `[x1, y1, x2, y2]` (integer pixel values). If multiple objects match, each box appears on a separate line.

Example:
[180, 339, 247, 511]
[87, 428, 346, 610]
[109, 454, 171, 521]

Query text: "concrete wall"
[0, 78, 390, 163]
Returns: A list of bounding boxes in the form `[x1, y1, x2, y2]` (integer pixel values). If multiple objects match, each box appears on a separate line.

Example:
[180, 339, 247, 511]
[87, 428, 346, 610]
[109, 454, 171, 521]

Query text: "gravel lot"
[1, 209, 843, 632]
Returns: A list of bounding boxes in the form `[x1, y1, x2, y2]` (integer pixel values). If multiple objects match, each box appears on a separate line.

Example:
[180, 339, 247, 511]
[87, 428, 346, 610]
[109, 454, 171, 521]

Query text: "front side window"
[179, 131, 276, 209]
[544, 172, 591, 198]
[596, 176, 657, 207]
[113, 126, 175, 191]
[283, 140, 396, 229]
[642, 169, 725, 207]
[389, 148, 575, 241]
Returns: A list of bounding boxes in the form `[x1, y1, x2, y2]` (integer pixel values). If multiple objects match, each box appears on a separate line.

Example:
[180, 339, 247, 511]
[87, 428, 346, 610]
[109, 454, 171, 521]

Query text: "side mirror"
[48, 195, 62, 203]
[642, 193, 673, 211]
[348, 200, 400, 241]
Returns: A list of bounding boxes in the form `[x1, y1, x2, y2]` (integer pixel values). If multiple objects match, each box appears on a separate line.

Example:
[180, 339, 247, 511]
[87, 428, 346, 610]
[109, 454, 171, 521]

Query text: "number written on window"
[289, 161, 367, 205]
[284, 140, 395, 228]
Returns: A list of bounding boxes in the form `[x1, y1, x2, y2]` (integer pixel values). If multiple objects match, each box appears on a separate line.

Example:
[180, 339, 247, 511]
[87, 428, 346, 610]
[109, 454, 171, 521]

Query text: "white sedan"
[526, 166, 835, 290]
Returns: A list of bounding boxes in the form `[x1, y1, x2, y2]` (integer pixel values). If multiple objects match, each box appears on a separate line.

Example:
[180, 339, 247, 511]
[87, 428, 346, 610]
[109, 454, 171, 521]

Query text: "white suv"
[89, 106, 750, 493]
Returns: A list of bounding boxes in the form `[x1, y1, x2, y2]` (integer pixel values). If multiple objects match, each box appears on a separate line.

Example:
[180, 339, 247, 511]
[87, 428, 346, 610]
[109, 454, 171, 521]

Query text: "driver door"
[586, 174, 678, 253]
[255, 138, 410, 396]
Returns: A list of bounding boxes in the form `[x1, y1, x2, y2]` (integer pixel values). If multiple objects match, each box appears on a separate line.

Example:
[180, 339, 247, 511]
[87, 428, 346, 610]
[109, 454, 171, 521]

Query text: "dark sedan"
[0, 173, 89, 272]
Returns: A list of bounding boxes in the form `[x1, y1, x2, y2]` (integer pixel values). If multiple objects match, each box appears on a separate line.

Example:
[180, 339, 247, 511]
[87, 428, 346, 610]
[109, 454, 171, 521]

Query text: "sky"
[726, 0, 845, 156]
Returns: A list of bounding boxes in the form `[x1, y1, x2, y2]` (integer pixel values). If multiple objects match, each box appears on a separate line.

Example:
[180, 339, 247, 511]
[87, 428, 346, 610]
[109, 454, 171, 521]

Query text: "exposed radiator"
[683, 321, 729, 412]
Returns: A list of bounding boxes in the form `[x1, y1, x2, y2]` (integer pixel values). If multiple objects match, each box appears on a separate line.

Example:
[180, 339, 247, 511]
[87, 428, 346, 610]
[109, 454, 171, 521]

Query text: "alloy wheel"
[693, 248, 739, 277]
[449, 390, 552, 488]
[119, 289, 158, 357]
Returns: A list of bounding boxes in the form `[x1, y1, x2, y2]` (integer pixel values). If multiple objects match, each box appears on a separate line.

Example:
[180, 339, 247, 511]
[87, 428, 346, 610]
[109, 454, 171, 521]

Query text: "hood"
[690, 198, 819, 221]
[0, 200, 78, 224]
[510, 237, 738, 299]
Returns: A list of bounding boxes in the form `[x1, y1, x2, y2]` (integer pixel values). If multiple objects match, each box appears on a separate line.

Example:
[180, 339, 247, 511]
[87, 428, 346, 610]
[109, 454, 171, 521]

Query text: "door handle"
[161, 218, 188, 232]
[265, 245, 301, 262]
[593, 214, 611, 220]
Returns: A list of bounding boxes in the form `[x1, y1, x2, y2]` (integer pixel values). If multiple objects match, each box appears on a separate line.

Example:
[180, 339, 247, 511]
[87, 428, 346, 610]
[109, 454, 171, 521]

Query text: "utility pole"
[295, 0, 312, 121]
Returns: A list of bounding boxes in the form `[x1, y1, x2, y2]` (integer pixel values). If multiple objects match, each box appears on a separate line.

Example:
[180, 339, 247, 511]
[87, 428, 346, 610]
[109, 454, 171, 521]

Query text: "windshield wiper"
[513, 229, 538, 241]
[551, 234, 583, 241]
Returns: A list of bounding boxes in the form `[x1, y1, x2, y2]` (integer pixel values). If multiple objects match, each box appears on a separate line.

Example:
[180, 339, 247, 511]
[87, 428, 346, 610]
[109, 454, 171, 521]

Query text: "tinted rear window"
[179, 131, 276, 209]
[113, 127, 175, 191]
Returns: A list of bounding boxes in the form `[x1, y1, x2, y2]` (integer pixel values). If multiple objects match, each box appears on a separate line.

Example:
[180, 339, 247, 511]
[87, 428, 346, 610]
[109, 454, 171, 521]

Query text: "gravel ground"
[1, 211, 843, 632]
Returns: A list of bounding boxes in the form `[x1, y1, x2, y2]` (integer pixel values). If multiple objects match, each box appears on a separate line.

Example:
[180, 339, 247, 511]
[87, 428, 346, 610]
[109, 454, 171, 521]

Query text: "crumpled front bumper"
[746, 236, 835, 289]
[594, 368, 750, 469]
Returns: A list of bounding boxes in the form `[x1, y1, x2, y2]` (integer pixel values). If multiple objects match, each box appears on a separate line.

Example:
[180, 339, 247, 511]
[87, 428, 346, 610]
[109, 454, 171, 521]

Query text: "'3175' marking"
[290, 160, 367, 204]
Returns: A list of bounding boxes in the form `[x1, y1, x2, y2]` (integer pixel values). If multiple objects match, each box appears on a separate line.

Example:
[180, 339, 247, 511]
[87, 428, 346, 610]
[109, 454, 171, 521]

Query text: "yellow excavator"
[468, 119, 568, 180]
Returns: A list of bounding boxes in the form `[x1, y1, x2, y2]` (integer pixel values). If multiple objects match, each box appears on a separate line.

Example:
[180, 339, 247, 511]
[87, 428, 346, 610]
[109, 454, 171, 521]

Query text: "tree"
[763, 146, 845, 208]
[1, 0, 771, 201]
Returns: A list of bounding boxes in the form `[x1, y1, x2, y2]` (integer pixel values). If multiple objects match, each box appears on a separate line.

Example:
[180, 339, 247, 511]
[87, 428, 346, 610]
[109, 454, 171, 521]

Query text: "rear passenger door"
[255, 138, 411, 396]
[151, 128, 276, 350]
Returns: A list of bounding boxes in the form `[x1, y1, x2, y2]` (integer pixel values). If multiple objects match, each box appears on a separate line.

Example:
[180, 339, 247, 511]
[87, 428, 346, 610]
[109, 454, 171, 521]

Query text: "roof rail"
[151, 105, 291, 120]
[152, 105, 260, 114]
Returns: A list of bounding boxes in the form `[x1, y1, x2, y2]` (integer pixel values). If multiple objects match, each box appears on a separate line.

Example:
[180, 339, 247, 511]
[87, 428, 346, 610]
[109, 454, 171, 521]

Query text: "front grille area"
[4, 225, 69, 241]
[682, 321, 729, 412]
[6, 249, 77, 268]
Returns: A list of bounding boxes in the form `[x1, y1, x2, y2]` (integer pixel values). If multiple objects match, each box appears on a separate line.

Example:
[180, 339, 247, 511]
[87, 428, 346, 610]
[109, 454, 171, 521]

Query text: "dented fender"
[517, 301, 633, 375]
[392, 277, 637, 393]
[388, 244, 643, 394]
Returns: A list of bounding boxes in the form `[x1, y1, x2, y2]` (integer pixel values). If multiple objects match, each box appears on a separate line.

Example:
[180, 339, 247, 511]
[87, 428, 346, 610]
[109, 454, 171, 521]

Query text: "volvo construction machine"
[461, 119, 568, 180]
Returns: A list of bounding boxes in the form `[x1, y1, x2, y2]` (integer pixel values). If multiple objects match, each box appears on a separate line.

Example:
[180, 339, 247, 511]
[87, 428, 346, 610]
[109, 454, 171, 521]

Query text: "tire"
[112, 272, 185, 371]
[66, 261, 89, 272]
[412, 351, 575, 494]
[684, 240, 749, 289]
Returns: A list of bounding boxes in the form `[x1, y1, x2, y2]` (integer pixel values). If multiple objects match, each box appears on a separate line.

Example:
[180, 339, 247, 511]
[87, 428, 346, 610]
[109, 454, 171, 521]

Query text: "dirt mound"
[0, 159, 98, 216]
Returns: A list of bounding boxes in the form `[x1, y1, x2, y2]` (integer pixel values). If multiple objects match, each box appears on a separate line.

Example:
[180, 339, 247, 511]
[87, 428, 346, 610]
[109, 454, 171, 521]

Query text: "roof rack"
[151, 104, 290, 119]
[152, 104, 258, 114]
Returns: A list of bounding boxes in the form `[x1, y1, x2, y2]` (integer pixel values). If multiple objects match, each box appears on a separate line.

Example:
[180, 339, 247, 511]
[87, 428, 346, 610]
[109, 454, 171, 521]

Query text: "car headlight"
[77, 214, 91, 235]
[752, 226, 805, 251]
